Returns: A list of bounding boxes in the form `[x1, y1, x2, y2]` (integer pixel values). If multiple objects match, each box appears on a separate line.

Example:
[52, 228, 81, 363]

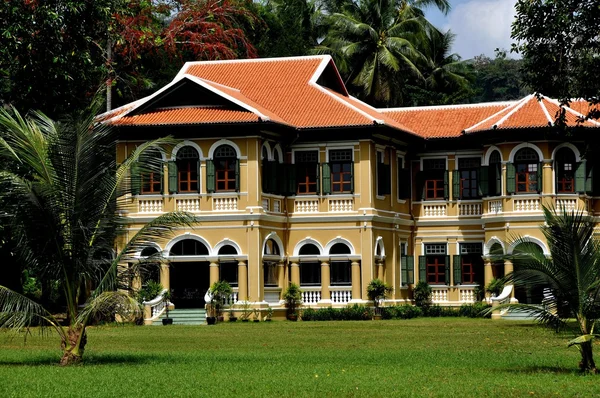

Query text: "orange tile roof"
[465, 95, 600, 133]
[380, 102, 513, 138]
[113, 106, 260, 126]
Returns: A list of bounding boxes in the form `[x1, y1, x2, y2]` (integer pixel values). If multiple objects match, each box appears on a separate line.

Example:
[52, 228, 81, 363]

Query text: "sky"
[424, 0, 518, 60]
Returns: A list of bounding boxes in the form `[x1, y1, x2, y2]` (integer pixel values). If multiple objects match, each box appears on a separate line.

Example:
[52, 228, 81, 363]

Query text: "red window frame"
[516, 163, 538, 193]
[215, 158, 236, 192]
[141, 172, 161, 194]
[461, 256, 477, 284]
[297, 164, 317, 194]
[425, 179, 444, 199]
[331, 162, 352, 193]
[426, 256, 446, 284]
[177, 160, 198, 192]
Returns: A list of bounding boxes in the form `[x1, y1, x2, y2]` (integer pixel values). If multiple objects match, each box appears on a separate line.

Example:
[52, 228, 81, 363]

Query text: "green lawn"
[0, 318, 597, 397]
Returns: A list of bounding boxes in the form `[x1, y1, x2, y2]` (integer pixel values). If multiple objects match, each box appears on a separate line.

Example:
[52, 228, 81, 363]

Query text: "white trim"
[538, 98, 555, 125]
[508, 143, 543, 163]
[375, 236, 385, 258]
[291, 147, 320, 164]
[262, 232, 285, 260]
[214, 238, 242, 255]
[507, 235, 550, 256]
[272, 144, 284, 163]
[419, 156, 448, 172]
[454, 154, 484, 170]
[293, 238, 324, 256]
[134, 242, 163, 259]
[208, 139, 242, 159]
[482, 146, 504, 166]
[171, 141, 203, 161]
[325, 146, 355, 162]
[261, 142, 272, 161]
[324, 237, 355, 255]
[483, 237, 506, 256]
[545, 97, 600, 127]
[551, 142, 582, 162]
[380, 101, 517, 113]
[165, 234, 212, 256]
[493, 94, 535, 128]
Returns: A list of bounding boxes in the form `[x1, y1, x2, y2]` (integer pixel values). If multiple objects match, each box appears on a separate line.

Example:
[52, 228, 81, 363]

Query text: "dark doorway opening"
[170, 262, 210, 308]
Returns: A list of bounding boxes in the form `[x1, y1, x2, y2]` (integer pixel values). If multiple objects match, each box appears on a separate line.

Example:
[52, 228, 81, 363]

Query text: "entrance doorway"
[170, 262, 210, 308]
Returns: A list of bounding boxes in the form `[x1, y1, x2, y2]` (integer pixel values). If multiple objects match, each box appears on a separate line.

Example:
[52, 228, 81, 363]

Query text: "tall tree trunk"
[60, 325, 87, 366]
[579, 341, 597, 373]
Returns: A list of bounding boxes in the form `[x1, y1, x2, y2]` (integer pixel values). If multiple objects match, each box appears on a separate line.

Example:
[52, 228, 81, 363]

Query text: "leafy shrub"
[136, 280, 163, 304]
[381, 305, 422, 319]
[301, 305, 372, 321]
[413, 281, 432, 313]
[459, 302, 492, 318]
[486, 278, 504, 296]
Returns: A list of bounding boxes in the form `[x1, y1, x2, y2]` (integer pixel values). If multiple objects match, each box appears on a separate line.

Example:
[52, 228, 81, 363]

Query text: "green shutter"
[235, 159, 240, 192]
[286, 164, 297, 195]
[494, 164, 501, 195]
[506, 163, 516, 194]
[131, 162, 141, 196]
[159, 162, 164, 194]
[537, 162, 543, 193]
[418, 256, 426, 283]
[261, 161, 268, 192]
[443, 170, 449, 200]
[406, 255, 414, 284]
[401, 256, 408, 286]
[206, 159, 215, 193]
[575, 162, 586, 193]
[479, 166, 489, 197]
[452, 170, 460, 200]
[453, 255, 462, 285]
[268, 162, 278, 193]
[322, 163, 331, 194]
[315, 163, 321, 195]
[444, 256, 450, 285]
[168, 161, 177, 194]
[350, 161, 355, 193]
[586, 163, 594, 195]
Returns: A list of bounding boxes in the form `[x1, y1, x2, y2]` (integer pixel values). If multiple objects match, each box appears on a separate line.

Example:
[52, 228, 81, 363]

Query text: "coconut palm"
[0, 103, 192, 365]
[316, 0, 449, 106]
[497, 206, 600, 373]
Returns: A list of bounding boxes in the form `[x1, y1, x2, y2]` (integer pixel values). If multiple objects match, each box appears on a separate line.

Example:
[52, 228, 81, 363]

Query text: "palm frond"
[0, 286, 63, 337]
[76, 291, 142, 326]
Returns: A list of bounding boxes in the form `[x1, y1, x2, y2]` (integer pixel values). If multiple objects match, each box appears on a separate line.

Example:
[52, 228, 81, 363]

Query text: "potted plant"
[239, 298, 252, 322]
[367, 279, 393, 320]
[252, 308, 260, 323]
[265, 306, 273, 322]
[161, 290, 173, 325]
[210, 280, 233, 322]
[283, 283, 302, 321]
[228, 306, 237, 322]
[413, 281, 432, 315]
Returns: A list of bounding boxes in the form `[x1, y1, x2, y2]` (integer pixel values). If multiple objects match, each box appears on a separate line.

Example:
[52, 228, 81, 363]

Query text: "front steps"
[500, 306, 540, 321]
[152, 308, 206, 325]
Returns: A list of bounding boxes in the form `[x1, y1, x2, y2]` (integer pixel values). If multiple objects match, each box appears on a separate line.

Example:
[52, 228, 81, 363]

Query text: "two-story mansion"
[103, 55, 600, 320]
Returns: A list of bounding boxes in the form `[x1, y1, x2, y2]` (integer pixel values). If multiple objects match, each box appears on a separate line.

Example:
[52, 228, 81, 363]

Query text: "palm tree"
[497, 206, 600, 373]
[0, 103, 192, 365]
[316, 0, 449, 106]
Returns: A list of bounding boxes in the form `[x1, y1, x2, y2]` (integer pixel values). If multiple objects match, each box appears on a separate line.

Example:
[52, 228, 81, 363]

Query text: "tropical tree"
[0, 103, 192, 365]
[316, 0, 450, 106]
[497, 206, 600, 373]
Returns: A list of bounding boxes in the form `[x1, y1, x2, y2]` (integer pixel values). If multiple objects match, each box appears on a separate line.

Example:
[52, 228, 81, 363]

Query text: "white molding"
[483, 237, 506, 256]
[208, 139, 242, 159]
[214, 238, 242, 255]
[551, 142, 582, 162]
[507, 235, 550, 256]
[293, 238, 324, 256]
[508, 142, 544, 163]
[262, 232, 285, 260]
[165, 233, 212, 256]
[482, 146, 503, 166]
[171, 141, 203, 160]
[324, 237, 355, 255]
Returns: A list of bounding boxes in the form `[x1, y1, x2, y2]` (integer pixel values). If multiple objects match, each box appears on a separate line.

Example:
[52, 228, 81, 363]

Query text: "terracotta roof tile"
[113, 106, 259, 126]
[380, 103, 512, 138]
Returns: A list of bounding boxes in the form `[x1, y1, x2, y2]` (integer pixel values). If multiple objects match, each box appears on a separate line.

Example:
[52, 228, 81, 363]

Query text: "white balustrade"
[295, 199, 319, 213]
[459, 288, 475, 303]
[264, 290, 281, 304]
[176, 198, 200, 212]
[487, 200, 503, 214]
[273, 200, 281, 213]
[222, 291, 239, 306]
[431, 288, 448, 303]
[423, 204, 447, 217]
[143, 289, 168, 319]
[301, 288, 321, 304]
[329, 198, 354, 212]
[330, 288, 352, 304]
[213, 197, 238, 211]
[514, 198, 541, 212]
[138, 199, 163, 214]
[262, 198, 269, 211]
[459, 202, 482, 216]
[556, 198, 578, 212]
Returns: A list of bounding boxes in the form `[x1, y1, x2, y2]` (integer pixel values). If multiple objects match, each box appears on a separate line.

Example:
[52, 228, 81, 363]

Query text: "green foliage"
[511, 0, 600, 121]
[468, 50, 528, 103]
[473, 284, 485, 302]
[381, 304, 422, 320]
[366, 279, 393, 308]
[301, 304, 372, 321]
[413, 280, 432, 312]
[136, 280, 163, 305]
[210, 280, 233, 317]
[485, 278, 504, 297]
[283, 283, 303, 317]
[21, 270, 41, 301]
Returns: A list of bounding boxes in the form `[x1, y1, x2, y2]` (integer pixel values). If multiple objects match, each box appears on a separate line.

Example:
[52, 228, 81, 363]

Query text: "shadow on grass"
[0, 353, 161, 367]
[504, 365, 578, 375]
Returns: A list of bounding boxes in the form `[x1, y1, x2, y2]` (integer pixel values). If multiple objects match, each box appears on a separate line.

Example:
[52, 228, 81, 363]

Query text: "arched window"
[299, 243, 320, 286]
[512, 242, 546, 304]
[555, 147, 576, 193]
[214, 145, 238, 192]
[140, 150, 163, 194]
[486, 150, 502, 196]
[263, 239, 280, 287]
[218, 244, 238, 286]
[329, 242, 351, 286]
[489, 243, 505, 279]
[169, 239, 209, 256]
[175, 146, 199, 193]
[513, 148, 541, 193]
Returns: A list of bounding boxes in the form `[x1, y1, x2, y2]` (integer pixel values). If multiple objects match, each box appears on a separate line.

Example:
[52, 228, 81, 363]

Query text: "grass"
[0, 318, 598, 397]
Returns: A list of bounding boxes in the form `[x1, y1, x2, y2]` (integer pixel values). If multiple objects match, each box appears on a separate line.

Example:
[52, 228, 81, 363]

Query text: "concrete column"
[277, 261, 286, 299]
[351, 261, 361, 300]
[484, 259, 493, 287]
[238, 260, 248, 300]
[321, 261, 330, 301]
[160, 263, 170, 290]
[290, 262, 300, 286]
[209, 261, 219, 287]
[376, 260, 384, 280]
[504, 259, 515, 300]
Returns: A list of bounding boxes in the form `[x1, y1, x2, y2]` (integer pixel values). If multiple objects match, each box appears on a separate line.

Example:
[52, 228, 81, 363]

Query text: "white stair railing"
[143, 289, 169, 320]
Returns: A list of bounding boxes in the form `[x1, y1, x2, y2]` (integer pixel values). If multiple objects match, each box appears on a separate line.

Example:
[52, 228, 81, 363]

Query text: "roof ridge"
[545, 97, 600, 127]
[538, 97, 555, 126]
[178, 55, 330, 76]
[314, 85, 384, 125]
[380, 101, 517, 112]
[491, 94, 535, 128]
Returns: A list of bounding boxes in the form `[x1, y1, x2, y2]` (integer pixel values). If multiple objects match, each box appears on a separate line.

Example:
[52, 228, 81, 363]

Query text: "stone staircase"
[152, 308, 206, 326]
[500, 306, 540, 321]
